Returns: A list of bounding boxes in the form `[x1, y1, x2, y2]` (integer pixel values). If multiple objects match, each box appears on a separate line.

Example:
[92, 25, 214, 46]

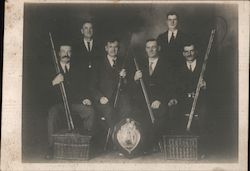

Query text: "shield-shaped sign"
[112, 118, 143, 158]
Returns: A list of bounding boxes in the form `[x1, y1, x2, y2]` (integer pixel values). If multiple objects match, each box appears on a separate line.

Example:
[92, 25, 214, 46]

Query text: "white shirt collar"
[60, 62, 70, 73]
[107, 55, 117, 67]
[148, 57, 159, 63]
[186, 59, 197, 72]
[83, 38, 93, 51]
[168, 29, 178, 42]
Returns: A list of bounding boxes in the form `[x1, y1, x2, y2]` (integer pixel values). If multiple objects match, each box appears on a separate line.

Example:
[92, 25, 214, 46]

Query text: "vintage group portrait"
[1, 0, 249, 171]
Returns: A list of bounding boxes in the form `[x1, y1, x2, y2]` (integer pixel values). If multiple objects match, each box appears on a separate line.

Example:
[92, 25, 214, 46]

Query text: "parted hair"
[166, 11, 179, 20]
[182, 41, 197, 51]
[145, 38, 158, 45]
[105, 38, 120, 45]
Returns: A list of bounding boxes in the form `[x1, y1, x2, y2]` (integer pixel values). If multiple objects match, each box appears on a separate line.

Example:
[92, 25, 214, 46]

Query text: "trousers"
[47, 103, 95, 146]
[94, 93, 132, 129]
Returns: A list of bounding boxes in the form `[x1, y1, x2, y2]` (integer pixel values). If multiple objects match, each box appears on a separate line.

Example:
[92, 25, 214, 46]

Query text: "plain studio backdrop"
[22, 3, 238, 162]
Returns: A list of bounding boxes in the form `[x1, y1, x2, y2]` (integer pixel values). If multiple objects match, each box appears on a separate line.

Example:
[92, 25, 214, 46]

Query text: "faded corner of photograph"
[22, 2, 238, 164]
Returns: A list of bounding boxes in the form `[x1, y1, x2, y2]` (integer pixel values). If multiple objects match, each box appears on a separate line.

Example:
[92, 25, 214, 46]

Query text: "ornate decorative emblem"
[113, 118, 142, 158]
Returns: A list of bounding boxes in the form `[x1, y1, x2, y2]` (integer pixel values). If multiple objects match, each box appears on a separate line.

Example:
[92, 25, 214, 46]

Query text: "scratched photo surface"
[22, 3, 238, 163]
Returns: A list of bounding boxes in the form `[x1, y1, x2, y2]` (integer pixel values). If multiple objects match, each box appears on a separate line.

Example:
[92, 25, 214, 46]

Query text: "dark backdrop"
[22, 3, 238, 161]
[0, 0, 4, 143]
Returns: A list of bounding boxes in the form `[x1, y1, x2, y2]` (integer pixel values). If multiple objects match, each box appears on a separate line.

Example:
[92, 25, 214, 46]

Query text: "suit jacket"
[49, 60, 90, 105]
[175, 59, 206, 101]
[157, 30, 188, 68]
[130, 56, 176, 105]
[72, 38, 103, 82]
[90, 56, 127, 103]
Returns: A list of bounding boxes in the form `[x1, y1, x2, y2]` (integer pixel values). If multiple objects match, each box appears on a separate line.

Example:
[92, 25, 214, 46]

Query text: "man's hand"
[119, 69, 126, 78]
[134, 70, 142, 81]
[82, 99, 92, 106]
[201, 79, 207, 90]
[52, 73, 64, 86]
[100, 96, 109, 104]
[151, 100, 161, 109]
[168, 99, 178, 107]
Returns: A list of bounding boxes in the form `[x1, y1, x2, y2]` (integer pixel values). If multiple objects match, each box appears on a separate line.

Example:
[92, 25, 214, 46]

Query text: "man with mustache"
[157, 12, 188, 68]
[46, 44, 95, 159]
[175, 42, 207, 132]
[175, 42, 208, 158]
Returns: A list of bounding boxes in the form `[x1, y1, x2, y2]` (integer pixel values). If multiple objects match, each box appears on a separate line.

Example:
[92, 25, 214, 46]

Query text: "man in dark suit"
[46, 44, 95, 159]
[90, 38, 131, 129]
[130, 39, 178, 153]
[73, 20, 102, 81]
[175, 42, 207, 132]
[175, 42, 208, 158]
[157, 12, 188, 68]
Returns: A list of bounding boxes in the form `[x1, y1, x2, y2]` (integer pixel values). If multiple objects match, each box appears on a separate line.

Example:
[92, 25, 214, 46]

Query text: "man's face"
[105, 41, 119, 58]
[58, 45, 72, 63]
[183, 45, 197, 62]
[81, 22, 93, 39]
[167, 15, 178, 30]
[145, 41, 160, 59]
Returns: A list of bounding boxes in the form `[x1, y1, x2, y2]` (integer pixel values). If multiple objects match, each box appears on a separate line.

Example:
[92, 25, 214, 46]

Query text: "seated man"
[130, 39, 178, 153]
[175, 42, 208, 157]
[46, 44, 95, 159]
[175, 42, 207, 132]
[89, 38, 131, 131]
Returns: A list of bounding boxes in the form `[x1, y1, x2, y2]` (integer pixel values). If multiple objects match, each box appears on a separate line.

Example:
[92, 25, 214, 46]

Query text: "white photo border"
[1, 0, 249, 171]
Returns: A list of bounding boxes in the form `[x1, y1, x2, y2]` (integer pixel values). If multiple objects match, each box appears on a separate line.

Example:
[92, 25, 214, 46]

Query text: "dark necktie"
[87, 41, 91, 52]
[189, 64, 192, 72]
[169, 32, 175, 44]
[64, 65, 70, 85]
[112, 59, 117, 69]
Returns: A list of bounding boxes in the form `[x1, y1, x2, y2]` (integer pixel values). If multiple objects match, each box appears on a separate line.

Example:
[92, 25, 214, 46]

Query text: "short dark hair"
[82, 20, 94, 28]
[166, 11, 179, 20]
[183, 41, 197, 51]
[56, 42, 72, 52]
[105, 38, 120, 45]
[59, 44, 72, 48]
[145, 38, 158, 45]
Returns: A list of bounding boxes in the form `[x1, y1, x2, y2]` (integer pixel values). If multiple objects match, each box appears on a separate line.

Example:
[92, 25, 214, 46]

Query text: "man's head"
[166, 12, 179, 31]
[145, 39, 160, 59]
[182, 43, 197, 62]
[105, 39, 119, 58]
[58, 45, 72, 63]
[81, 21, 93, 39]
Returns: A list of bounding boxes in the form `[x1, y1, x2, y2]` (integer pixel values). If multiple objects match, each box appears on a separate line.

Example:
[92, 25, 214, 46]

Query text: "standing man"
[90, 38, 131, 130]
[46, 44, 95, 159]
[130, 39, 178, 153]
[157, 12, 188, 68]
[73, 20, 102, 81]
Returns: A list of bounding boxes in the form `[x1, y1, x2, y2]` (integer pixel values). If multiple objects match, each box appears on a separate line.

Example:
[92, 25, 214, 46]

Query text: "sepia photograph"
[1, 0, 249, 171]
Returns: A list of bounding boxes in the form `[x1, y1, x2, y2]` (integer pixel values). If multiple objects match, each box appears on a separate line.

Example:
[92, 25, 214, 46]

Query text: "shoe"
[118, 152, 124, 157]
[45, 147, 53, 160]
[200, 153, 206, 160]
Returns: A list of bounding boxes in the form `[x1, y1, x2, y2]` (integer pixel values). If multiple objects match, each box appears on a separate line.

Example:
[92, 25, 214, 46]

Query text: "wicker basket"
[52, 133, 91, 160]
[163, 135, 199, 161]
